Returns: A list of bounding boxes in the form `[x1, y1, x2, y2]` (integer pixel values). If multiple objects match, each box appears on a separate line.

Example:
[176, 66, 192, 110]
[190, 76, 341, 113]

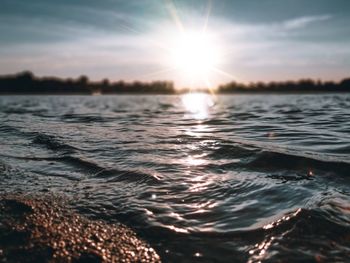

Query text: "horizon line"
[1, 71, 350, 89]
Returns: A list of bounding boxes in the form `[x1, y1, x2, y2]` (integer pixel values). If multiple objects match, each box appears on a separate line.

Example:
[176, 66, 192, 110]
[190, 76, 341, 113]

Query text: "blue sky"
[1, 0, 350, 87]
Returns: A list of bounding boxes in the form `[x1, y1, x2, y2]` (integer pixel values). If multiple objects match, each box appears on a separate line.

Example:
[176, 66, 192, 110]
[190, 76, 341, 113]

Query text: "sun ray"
[164, 0, 184, 33]
[116, 18, 173, 53]
[210, 67, 243, 82]
[202, 0, 212, 34]
[203, 77, 212, 90]
[203, 77, 217, 97]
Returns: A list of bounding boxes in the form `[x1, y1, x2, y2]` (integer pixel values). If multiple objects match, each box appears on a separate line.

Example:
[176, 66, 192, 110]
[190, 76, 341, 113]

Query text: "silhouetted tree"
[0, 72, 348, 94]
[78, 75, 89, 85]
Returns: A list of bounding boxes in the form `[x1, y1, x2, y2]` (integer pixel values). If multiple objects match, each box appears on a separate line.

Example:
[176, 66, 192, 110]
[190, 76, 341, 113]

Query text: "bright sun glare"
[147, 0, 236, 89]
[171, 31, 221, 79]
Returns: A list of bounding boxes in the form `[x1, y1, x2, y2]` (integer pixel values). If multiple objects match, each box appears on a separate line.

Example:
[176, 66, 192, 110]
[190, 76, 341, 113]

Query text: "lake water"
[0, 94, 350, 262]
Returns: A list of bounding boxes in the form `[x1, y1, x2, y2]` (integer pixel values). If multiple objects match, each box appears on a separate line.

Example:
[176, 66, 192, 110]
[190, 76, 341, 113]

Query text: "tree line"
[218, 78, 350, 93]
[0, 71, 175, 94]
[0, 71, 349, 94]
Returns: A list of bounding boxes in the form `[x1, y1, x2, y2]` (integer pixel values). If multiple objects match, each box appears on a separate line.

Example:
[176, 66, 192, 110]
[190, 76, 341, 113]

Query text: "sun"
[170, 31, 221, 80]
[143, 1, 237, 89]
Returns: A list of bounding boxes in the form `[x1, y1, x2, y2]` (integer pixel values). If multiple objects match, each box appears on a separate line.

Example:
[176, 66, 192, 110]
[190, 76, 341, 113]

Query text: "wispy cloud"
[283, 14, 332, 29]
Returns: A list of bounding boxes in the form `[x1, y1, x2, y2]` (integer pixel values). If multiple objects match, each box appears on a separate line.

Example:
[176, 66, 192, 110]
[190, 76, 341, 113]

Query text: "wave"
[143, 202, 350, 262]
[0, 126, 78, 154]
[246, 150, 350, 176]
[208, 143, 256, 159]
[54, 155, 162, 185]
[95, 169, 162, 185]
[0, 160, 12, 174]
[61, 113, 113, 123]
[32, 133, 76, 152]
[207, 142, 350, 177]
[2, 108, 48, 115]
[247, 202, 350, 262]
[0, 124, 21, 134]
[1, 152, 162, 185]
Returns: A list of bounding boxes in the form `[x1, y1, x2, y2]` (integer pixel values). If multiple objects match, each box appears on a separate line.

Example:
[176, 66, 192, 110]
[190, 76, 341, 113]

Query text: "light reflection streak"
[185, 156, 207, 166]
[189, 177, 211, 193]
[263, 208, 302, 230]
[184, 124, 211, 137]
[167, 225, 189, 234]
[170, 211, 184, 221]
[176, 92, 219, 223]
[248, 208, 303, 262]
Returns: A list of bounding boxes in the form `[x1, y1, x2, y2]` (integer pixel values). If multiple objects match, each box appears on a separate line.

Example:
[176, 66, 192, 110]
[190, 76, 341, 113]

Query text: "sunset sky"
[1, 0, 350, 87]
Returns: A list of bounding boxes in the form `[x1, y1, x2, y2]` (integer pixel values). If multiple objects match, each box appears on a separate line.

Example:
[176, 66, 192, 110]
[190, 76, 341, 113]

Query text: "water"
[0, 94, 350, 262]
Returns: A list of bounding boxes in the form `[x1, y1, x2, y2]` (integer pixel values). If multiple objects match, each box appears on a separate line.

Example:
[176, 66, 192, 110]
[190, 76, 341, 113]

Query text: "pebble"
[0, 194, 161, 263]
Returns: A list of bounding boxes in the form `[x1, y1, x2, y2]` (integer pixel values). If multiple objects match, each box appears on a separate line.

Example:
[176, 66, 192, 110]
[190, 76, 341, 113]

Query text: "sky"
[1, 0, 350, 87]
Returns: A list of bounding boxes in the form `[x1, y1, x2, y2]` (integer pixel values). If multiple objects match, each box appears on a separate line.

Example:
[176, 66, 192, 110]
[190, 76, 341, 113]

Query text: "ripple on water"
[0, 94, 349, 262]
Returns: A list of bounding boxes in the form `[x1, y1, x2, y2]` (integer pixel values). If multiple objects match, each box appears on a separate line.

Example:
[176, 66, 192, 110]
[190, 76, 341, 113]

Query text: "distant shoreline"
[1, 91, 350, 95]
[1, 89, 350, 95]
[0, 71, 349, 94]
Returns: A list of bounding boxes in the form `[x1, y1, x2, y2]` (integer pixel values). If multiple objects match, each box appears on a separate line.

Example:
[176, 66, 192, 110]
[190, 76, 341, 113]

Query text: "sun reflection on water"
[182, 92, 214, 120]
[185, 156, 207, 166]
[173, 92, 220, 228]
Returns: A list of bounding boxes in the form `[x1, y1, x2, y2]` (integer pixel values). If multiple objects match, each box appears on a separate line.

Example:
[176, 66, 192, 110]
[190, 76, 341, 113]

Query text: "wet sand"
[0, 195, 161, 263]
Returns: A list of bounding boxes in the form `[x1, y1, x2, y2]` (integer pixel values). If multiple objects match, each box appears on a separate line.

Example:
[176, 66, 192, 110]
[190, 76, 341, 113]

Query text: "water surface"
[0, 94, 350, 262]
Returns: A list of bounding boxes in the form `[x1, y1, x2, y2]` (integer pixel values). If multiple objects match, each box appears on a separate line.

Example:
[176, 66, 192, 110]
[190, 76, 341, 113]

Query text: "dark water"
[0, 94, 350, 262]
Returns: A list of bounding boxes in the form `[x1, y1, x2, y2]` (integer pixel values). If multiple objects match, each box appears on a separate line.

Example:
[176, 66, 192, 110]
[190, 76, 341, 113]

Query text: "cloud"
[283, 14, 332, 29]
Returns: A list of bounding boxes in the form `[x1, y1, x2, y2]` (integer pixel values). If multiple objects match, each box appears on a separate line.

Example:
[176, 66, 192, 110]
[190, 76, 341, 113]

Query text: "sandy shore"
[0, 194, 161, 263]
